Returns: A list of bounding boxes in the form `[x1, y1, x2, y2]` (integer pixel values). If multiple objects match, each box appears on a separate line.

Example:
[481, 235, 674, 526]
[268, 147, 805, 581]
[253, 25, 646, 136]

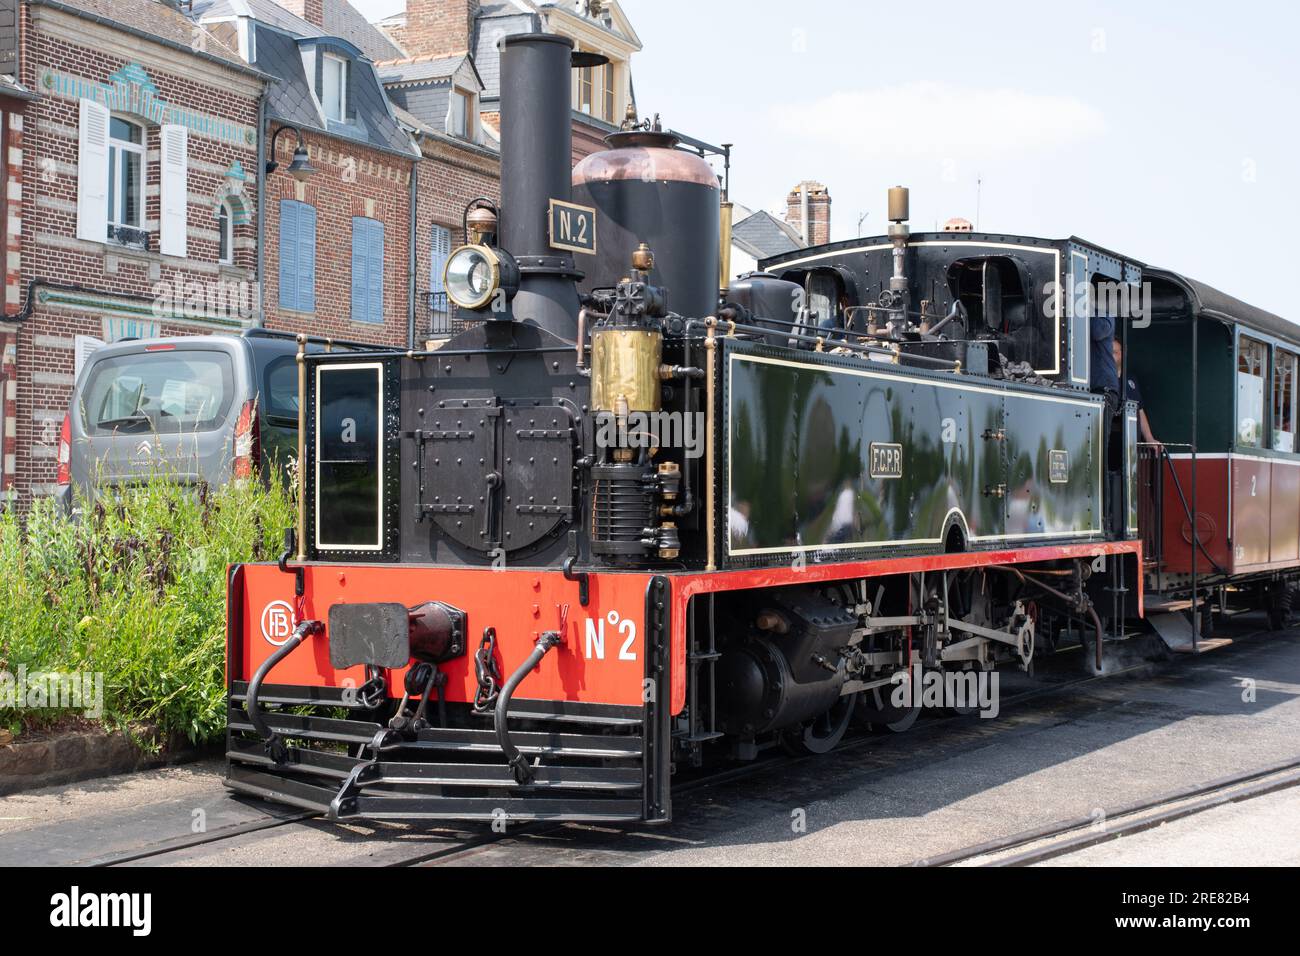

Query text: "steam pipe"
[246, 619, 324, 763]
[576, 307, 590, 373]
[704, 319, 718, 571]
[495, 631, 564, 784]
[699, 316, 959, 369]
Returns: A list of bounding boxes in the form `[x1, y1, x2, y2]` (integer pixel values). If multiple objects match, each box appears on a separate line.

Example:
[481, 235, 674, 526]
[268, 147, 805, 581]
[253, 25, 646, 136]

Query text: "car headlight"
[444, 244, 517, 312]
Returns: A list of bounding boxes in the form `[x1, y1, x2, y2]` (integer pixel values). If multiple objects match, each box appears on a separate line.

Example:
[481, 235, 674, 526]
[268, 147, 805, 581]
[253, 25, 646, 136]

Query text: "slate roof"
[34, 0, 254, 73]
[191, 0, 320, 39]
[251, 23, 416, 157]
[190, 0, 401, 61]
[472, 6, 541, 102]
[379, 54, 476, 87]
[733, 209, 803, 258]
[321, 0, 404, 62]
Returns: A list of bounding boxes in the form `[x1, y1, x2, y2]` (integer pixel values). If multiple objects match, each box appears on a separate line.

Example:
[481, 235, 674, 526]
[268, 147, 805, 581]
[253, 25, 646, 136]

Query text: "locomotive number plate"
[548, 199, 597, 254]
[869, 442, 903, 479]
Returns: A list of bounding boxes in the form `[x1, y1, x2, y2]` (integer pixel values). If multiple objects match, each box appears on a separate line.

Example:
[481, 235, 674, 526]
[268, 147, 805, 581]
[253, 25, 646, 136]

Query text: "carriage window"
[1237, 336, 1268, 448]
[1274, 349, 1297, 453]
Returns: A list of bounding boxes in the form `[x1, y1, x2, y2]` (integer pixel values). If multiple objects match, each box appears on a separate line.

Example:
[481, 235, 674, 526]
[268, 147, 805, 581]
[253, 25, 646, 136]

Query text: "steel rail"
[89, 625, 1271, 867]
[913, 756, 1300, 868]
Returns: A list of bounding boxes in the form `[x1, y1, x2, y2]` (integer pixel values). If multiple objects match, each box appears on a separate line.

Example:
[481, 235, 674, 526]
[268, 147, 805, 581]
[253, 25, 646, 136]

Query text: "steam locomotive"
[224, 33, 1294, 823]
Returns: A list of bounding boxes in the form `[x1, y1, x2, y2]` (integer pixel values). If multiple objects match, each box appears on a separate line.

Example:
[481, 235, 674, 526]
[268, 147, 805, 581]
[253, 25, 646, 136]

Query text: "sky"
[355, 0, 1300, 317]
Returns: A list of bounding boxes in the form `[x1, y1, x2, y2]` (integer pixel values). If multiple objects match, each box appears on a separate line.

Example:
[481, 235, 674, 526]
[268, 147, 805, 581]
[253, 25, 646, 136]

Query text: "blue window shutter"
[368, 220, 384, 325]
[298, 203, 317, 313]
[351, 218, 384, 324]
[278, 200, 297, 310]
[351, 217, 367, 322]
[430, 225, 450, 294]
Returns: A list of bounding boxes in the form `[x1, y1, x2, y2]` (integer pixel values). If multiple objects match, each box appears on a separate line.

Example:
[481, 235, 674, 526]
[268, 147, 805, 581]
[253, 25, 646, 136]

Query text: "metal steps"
[226, 764, 646, 821]
[225, 699, 652, 820]
[1146, 609, 1232, 654]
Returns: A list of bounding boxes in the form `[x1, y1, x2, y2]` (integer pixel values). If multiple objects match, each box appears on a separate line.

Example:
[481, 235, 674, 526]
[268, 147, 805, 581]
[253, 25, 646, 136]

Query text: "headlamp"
[443, 244, 517, 312]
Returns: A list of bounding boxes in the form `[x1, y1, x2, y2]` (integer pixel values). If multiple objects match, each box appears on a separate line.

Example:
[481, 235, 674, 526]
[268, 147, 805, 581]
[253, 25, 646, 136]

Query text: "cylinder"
[499, 33, 581, 340]
[591, 328, 662, 413]
[716, 637, 843, 736]
[572, 129, 720, 321]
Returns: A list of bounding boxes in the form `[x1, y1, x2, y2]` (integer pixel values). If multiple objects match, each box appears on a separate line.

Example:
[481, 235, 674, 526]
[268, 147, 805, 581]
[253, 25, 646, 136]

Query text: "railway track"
[83, 628, 1272, 867]
[913, 756, 1300, 867]
[395, 649, 1168, 867]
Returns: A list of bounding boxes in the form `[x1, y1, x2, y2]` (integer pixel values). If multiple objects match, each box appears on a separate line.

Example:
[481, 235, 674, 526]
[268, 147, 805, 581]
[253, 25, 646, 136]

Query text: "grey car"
[58, 328, 369, 510]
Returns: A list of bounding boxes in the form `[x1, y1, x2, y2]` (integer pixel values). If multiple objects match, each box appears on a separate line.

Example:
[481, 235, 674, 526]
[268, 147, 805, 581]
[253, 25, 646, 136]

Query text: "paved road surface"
[1, 616, 1296, 866]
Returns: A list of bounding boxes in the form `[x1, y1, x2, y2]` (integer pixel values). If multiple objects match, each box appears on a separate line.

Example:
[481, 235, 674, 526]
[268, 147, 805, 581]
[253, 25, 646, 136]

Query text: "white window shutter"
[76, 98, 109, 242]
[159, 124, 188, 258]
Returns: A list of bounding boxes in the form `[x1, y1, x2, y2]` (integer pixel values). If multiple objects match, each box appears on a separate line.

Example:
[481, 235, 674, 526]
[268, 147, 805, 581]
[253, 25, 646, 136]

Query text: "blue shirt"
[1090, 312, 1119, 393]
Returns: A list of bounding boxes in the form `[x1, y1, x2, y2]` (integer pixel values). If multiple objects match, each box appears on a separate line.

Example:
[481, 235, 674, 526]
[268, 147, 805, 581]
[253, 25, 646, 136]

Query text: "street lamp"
[266, 125, 316, 182]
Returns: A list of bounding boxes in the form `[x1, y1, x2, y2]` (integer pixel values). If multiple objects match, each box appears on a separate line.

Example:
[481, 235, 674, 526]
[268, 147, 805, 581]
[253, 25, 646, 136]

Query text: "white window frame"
[447, 87, 468, 138]
[217, 201, 234, 265]
[321, 53, 348, 123]
[107, 115, 145, 231]
[602, 60, 617, 121]
[1274, 348, 1297, 453]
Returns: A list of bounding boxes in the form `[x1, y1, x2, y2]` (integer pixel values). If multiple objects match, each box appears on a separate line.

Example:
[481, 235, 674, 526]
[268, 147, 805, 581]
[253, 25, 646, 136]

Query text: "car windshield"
[82, 350, 235, 435]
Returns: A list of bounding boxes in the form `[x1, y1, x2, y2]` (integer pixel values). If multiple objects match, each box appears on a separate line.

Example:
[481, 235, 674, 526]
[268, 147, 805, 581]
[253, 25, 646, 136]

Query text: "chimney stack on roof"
[398, 0, 482, 60]
[273, 0, 325, 30]
[785, 180, 831, 247]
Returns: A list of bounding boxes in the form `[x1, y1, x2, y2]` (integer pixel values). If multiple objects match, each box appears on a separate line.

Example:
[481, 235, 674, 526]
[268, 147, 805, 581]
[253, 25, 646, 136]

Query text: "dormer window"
[449, 88, 468, 138]
[447, 86, 477, 141]
[321, 53, 348, 122]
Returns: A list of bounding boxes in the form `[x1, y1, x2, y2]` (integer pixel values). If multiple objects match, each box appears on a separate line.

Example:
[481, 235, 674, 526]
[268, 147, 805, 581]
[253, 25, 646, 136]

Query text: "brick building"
[1, 0, 265, 506]
[0, 0, 651, 506]
[377, 0, 642, 165]
[194, 0, 420, 348]
[1, 2, 35, 501]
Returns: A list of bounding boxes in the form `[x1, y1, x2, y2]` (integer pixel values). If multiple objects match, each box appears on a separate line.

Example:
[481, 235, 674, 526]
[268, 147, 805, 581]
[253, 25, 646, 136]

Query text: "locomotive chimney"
[498, 33, 587, 340]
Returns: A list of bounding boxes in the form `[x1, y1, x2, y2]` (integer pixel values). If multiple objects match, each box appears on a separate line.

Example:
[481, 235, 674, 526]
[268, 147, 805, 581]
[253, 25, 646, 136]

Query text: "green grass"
[0, 473, 294, 746]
